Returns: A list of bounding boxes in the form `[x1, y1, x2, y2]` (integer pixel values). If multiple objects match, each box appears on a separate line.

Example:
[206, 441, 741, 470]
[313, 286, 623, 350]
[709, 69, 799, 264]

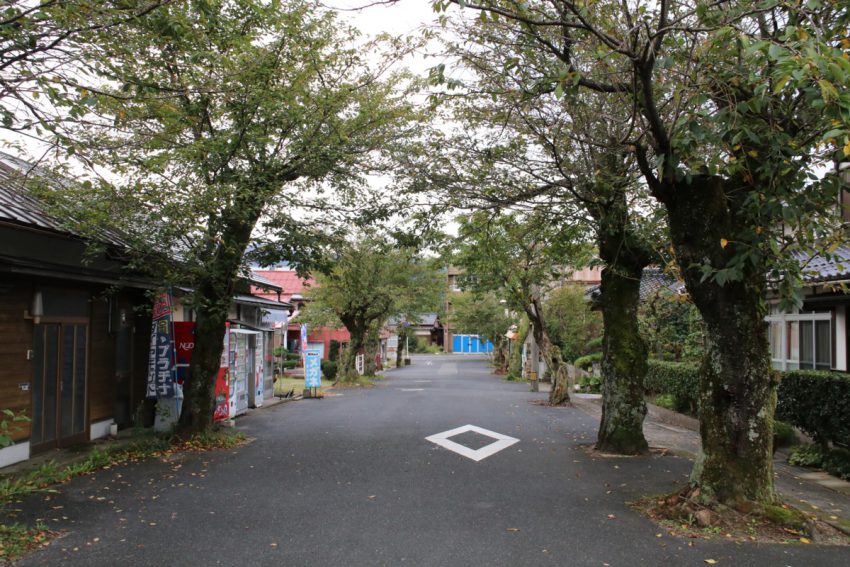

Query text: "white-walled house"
[766, 246, 850, 372]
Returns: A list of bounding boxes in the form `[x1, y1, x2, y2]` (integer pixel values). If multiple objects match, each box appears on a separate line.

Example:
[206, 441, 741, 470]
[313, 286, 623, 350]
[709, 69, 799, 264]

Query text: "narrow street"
[13, 356, 849, 566]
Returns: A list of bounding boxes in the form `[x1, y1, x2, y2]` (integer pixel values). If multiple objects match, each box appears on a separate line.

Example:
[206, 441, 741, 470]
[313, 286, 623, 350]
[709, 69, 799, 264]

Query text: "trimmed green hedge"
[321, 360, 338, 381]
[776, 370, 850, 447]
[574, 352, 602, 370]
[645, 362, 850, 446]
[645, 360, 700, 415]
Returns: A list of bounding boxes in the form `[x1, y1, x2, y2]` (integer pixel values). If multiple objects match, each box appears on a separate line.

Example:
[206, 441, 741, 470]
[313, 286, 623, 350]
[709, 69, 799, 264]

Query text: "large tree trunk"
[364, 329, 379, 375]
[665, 175, 776, 505]
[593, 188, 652, 455]
[339, 322, 366, 382]
[179, 219, 255, 433]
[396, 327, 407, 368]
[595, 262, 649, 454]
[527, 299, 570, 405]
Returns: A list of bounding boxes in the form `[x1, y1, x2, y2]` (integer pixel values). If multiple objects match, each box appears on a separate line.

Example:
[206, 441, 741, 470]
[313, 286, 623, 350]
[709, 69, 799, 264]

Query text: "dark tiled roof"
[795, 245, 850, 283]
[0, 150, 128, 247]
[0, 152, 69, 233]
[387, 313, 440, 327]
[585, 267, 683, 301]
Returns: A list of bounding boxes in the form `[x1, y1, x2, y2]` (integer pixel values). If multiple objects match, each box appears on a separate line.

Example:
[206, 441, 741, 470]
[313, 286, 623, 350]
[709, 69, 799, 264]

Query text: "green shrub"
[583, 337, 603, 353]
[788, 443, 850, 480]
[773, 420, 796, 448]
[329, 340, 341, 362]
[789, 443, 824, 467]
[321, 360, 338, 381]
[0, 409, 29, 449]
[574, 352, 602, 370]
[823, 446, 850, 480]
[281, 360, 298, 370]
[579, 374, 601, 393]
[653, 393, 678, 411]
[776, 370, 850, 448]
[644, 360, 700, 415]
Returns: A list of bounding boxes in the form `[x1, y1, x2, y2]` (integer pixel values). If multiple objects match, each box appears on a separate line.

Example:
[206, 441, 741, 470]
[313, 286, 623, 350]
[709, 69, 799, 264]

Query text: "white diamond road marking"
[425, 425, 519, 462]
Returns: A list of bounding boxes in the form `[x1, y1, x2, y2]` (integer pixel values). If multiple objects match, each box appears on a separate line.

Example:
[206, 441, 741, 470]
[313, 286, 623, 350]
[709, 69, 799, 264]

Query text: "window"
[766, 308, 831, 371]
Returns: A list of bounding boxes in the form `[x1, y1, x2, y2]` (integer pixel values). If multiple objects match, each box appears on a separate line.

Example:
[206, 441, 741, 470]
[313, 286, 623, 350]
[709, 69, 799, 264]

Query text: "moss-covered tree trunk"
[526, 298, 570, 406]
[595, 262, 650, 454]
[593, 186, 652, 455]
[664, 175, 776, 505]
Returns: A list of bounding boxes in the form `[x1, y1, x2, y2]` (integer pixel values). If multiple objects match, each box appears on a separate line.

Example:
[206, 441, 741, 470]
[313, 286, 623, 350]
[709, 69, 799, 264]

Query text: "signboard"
[146, 291, 176, 399]
[355, 353, 365, 376]
[304, 349, 322, 388]
[300, 323, 308, 353]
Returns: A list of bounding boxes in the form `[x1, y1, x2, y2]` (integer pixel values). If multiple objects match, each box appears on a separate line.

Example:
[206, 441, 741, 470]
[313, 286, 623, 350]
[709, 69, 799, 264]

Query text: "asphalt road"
[12, 355, 849, 566]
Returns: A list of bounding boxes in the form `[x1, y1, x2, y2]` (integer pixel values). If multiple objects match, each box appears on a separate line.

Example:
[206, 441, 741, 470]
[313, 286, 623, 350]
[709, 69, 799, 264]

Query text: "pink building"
[251, 269, 350, 360]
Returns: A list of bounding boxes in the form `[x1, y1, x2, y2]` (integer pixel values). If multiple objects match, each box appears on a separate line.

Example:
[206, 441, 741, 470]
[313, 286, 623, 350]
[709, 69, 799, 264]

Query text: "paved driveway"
[12, 355, 848, 565]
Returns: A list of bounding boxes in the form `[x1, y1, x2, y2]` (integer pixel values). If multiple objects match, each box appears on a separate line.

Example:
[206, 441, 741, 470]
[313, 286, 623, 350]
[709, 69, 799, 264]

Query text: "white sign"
[355, 353, 365, 375]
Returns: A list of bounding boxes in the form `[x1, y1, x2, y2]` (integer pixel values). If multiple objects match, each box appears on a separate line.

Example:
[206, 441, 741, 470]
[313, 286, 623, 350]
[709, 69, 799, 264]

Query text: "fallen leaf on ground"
[506, 528, 520, 532]
[800, 537, 811, 544]
[704, 560, 717, 565]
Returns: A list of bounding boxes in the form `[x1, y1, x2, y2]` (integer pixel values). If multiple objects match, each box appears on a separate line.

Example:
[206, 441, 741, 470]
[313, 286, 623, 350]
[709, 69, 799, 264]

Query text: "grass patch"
[333, 375, 381, 388]
[0, 428, 246, 562]
[0, 522, 53, 563]
[273, 377, 332, 396]
[0, 430, 246, 508]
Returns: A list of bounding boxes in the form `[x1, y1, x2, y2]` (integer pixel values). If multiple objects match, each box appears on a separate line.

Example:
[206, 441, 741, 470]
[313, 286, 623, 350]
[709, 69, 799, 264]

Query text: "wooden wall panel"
[0, 282, 34, 441]
[87, 296, 114, 423]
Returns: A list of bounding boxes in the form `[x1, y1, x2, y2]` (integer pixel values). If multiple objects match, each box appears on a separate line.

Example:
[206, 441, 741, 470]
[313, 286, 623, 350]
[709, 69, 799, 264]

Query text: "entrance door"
[31, 324, 88, 451]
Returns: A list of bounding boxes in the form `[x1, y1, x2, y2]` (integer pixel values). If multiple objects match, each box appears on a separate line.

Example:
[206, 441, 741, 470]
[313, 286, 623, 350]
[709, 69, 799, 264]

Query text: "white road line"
[399, 388, 425, 392]
[425, 425, 519, 462]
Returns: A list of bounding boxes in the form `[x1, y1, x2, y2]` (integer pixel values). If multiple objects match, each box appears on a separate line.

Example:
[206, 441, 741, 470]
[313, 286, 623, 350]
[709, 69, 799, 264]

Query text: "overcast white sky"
[327, 0, 440, 42]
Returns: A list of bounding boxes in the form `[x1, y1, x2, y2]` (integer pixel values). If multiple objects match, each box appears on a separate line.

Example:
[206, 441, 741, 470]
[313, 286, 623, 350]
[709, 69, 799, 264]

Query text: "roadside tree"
[453, 210, 590, 405]
[301, 237, 444, 382]
[441, 0, 850, 503]
[52, 0, 423, 431]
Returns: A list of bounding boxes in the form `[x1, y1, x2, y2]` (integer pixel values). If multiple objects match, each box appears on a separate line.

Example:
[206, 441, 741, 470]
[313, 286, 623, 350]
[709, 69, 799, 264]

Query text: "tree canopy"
[303, 236, 444, 381]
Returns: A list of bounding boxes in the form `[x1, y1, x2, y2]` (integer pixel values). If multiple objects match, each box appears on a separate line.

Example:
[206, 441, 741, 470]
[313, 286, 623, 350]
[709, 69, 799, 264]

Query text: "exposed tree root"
[632, 485, 850, 545]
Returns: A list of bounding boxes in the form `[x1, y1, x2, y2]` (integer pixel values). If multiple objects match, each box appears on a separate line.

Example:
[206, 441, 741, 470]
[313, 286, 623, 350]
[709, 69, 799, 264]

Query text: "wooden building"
[0, 152, 153, 467]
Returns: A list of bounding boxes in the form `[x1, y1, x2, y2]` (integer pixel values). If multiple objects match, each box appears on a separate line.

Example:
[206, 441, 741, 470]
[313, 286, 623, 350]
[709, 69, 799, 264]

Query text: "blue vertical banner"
[146, 291, 176, 399]
[300, 323, 308, 353]
[304, 349, 322, 388]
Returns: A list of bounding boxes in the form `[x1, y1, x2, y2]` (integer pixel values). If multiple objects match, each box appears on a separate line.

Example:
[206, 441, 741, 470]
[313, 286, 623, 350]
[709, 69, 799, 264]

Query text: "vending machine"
[228, 330, 249, 417]
[227, 329, 264, 415]
[250, 332, 264, 408]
